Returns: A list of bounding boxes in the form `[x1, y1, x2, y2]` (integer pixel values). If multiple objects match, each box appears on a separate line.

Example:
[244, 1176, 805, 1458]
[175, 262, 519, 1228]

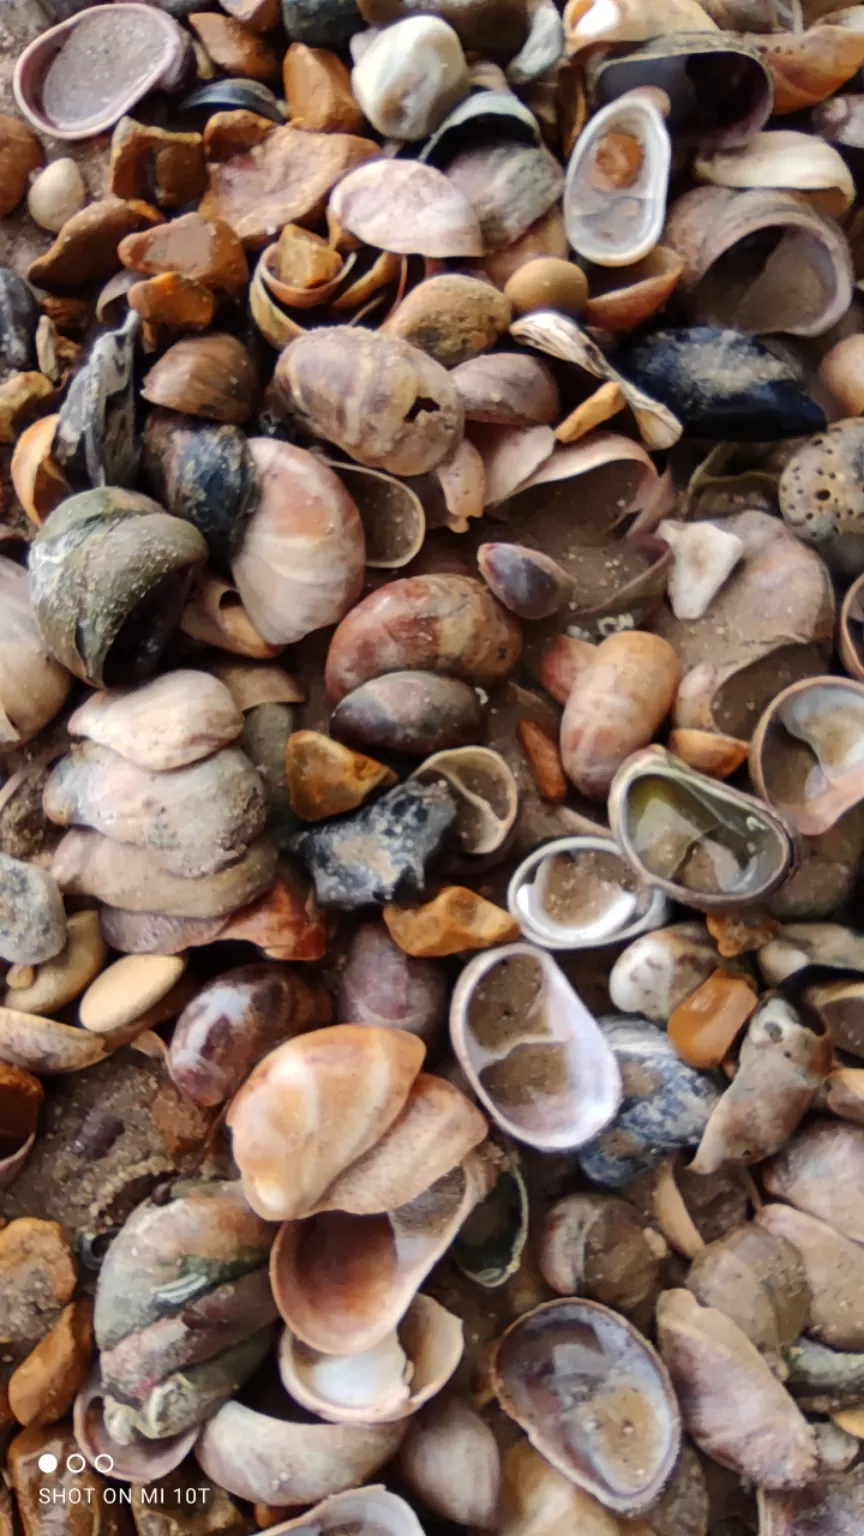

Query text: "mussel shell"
[608, 745, 797, 910]
[53, 310, 140, 489]
[507, 835, 671, 950]
[144, 412, 258, 574]
[0, 269, 39, 373]
[419, 89, 541, 167]
[29, 487, 208, 687]
[622, 328, 826, 440]
[590, 33, 774, 149]
[179, 77, 285, 121]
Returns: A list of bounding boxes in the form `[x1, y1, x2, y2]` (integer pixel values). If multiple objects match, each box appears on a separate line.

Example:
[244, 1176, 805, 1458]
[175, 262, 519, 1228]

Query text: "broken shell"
[0, 268, 39, 373]
[608, 746, 797, 910]
[660, 518, 744, 622]
[337, 922, 447, 1046]
[749, 23, 864, 115]
[453, 1146, 528, 1287]
[52, 828, 277, 918]
[668, 728, 749, 781]
[410, 745, 518, 857]
[690, 996, 832, 1175]
[750, 678, 864, 838]
[400, 1398, 501, 1530]
[329, 158, 484, 257]
[2, 910, 106, 1017]
[384, 888, 520, 957]
[780, 422, 864, 578]
[181, 575, 282, 658]
[69, 670, 243, 771]
[764, 1121, 864, 1245]
[591, 33, 773, 149]
[10, 414, 69, 526]
[142, 333, 260, 424]
[806, 978, 864, 1059]
[332, 672, 485, 757]
[540, 1193, 667, 1317]
[232, 439, 366, 646]
[493, 1298, 681, 1514]
[452, 352, 560, 427]
[13, 5, 190, 140]
[27, 158, 86, 234]
[564, 91, 670, 267]
[0, 1007, 108, 1074]
[226, 1024, 425, 1221]
[582, 246, 684, 332]
[195, 1398, 405, 1508]
[449, 942, 622, 1150]
[447, 140, 564, 254]
[259, 227, 352, 309]
[53, 309, 140, 488]
[498, 1436, 628, 1536]
[685, 1222, 811, 1362]
[265, 1489, 427, 1535]
[324, 462, 426, 570]
[694, 131, 855, 218]
[0, 554, 71, 749]
[74, 1371, 199, 1482]
[560, 633, 681, 800]
[759, 1203, 864, 1353]
[609, 923, 719, 1021]
[352, 16, 469, 140]
[383, 274, 512, 369]
[656, 1289, 817, 1490]
[507, 835, 670, 951]
[820, 336, 864, 418]
[278, 1293, 462, 1423]
[665, 189, 853, 337]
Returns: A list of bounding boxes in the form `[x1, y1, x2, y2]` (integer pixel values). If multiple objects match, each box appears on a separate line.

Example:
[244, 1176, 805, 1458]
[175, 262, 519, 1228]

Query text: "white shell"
[508, 835, 670, 950]
[564, 91, 671, 267]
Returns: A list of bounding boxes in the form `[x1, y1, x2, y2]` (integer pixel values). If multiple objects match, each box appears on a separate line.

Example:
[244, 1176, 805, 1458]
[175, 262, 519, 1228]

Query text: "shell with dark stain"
[53, 310, 141, 489]
[144, 412, 258, 574]
[330, 672, 486, 757]
[0, 269, 39, 372]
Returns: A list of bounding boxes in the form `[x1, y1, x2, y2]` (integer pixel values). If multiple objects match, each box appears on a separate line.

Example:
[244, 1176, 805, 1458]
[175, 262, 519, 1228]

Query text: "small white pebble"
[27, 157, 86, 233]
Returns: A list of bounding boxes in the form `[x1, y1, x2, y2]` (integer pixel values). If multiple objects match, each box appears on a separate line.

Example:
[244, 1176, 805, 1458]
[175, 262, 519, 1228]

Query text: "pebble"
[78, 953, 188, 1034]
[286, 729, 397, 821]
[352, 15, 470, 141]
[8, 1298, 94, 1427]
[26, 159, 86, 234]
[0, 1218, 76, 1346]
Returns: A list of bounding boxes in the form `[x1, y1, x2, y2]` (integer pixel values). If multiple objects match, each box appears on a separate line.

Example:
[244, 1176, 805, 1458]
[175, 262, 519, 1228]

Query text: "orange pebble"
[668, 969, 759, 1069]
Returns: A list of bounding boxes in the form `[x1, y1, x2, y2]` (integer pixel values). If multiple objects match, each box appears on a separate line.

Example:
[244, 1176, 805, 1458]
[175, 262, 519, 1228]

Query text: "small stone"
[660, 519, 745, 622]
[109, 116, 207, 209]
[505, 256, 589, 319]
[518, 718, 568, 803]
[0, 853, 66, 966]
[352, 15, 469, 140]
[668, 970, 760, 1069]
[27, 158, 86, 234]
[8, 1298, 94, 1427]
[2, 910, 107, 1017]
[0, 372, 55, 445]
[0, 113, 43, 218]
[383, 273, 512, 368]
[706, 910, 781, 959]
[283, 43, 365, 133]
[8, 1422, 115, 1534]
[281, 0, 361, 45]
[79, 954, 188, 1035]
[0, 269, 39, 373]
[0, 1219, 76, 1346]
[189, 12, 281, 80]
[286, 729, 397, 821]
[203, 109, 276, 161]
[384, 886, 521, 957]
[27, 198, 163, 292]
[217, 878, 328, 960]
[119, 211, 248, 294]
[291, 778, 458, 909]
[129, 273, 216, 332]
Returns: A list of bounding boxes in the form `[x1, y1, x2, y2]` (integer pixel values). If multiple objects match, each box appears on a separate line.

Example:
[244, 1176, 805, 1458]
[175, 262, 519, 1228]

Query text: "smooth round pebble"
[351, 15, 469, 141]
[504, 256, 589, 318]
[79, 952, 187, 1034]
[27, 158, 86, 233]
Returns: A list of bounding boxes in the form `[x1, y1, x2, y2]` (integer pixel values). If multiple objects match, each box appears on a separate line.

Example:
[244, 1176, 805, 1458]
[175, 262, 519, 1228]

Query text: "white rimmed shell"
[564, 91, 671, 267]
[507, 835, 670, 950]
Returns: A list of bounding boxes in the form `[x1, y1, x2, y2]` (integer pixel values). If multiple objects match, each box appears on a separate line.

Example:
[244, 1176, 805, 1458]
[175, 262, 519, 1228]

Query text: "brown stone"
[149, 1080, 215, 1160]
[39, 295, 89, 335]
[8, 1298, 93, 1427]
[198, 125, 379, 248]
[0, 1218, 76, 1346]
[518, 717, 567, 803]
[0, 373, 55, 445]
[275, 223, 343, 287]
[283, 43, 365, 133]
[668, 970, 760, 1069]
[129, 273, 216, 332]
[0, 1061, 43, 1145]
[35, 316, 82, 387]
[9, 1422, 133, 1536]
[286, 729, 397, 821]
[189, 12, 280, 79]
[0, 113, 42, 217]
[109, 117, 208, 210]
[203, 109, 276, 162]
[706, 909, 781, 958]
[119, 212, 249, 294]
[27, 198, 163, 291]
[384, 886, 521, 957]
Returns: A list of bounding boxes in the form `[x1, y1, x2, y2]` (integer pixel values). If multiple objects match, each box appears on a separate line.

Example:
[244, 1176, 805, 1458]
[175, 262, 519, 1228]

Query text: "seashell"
[452, 350, 557, 426]
[226, 1023, 425, 1220]
[577, 1017, 721, 1186]
[750, 677, 864, 838]
[760, 1468, 864, 1536]
[667, 969, 759, 1068]
[748, 23, 864, 115]
[0, 269, 39, 374]
[582, 246, 684, 332]
[780, 421, 864, 578]
[498, 1437, 630, 1536]
[10, 414, 68, 527]
[565, 0, 719, 53]
[758, 922, 864, 985]
[258, 225, 352, 310]
[763, 1121, 864, 1245]
[320, 462, 425, 570]
[656, 1289, 817, 1490]
[507, 0, 565, 84]
[0, 554, 71, 750]
[410, 745, 518, 857]
[53, 309, 140, 489]
[0, 1007, 108, 1074]
[74, 1371, 199, 1482]
[590, 33, 773, 150]
[609, 922, 719, 1021]
[478, 543, 570, 621]
[690, 996, 832, 1174]
[694, 131, 855, 219]
[786, 1335, 864, 1417]
[760, 1204, 864, 1352]
[209, 660, 305, 710]
[181, 76, 285, 119]
[329, 158, 483, 257]
[0, 853, 66, 967]
[445, 140, 564, 254]
[264, 1489, 428, 1535]
[449, 942, 622, 1150]
[664, 189, 853, 337]
[352, 16, 469, 140]
[145, 414, 258, 574]
[504, 257, 589, 320]
[668, 728, 749, 780]
[819, 335, 864, 419]
[29, 488, 208, 688]
[230, 438, 365, 647]
[180, 575, 283, 659]
[336, 922, 447, 1046]
[109, 116, 207, 211]
[608, 746, 797, 910]
[685, 1222, 811, 1364]
[494, 1298, 681, 1514]
[68, 670, 243, 772]
[382, 274, 512, 369]
[27, 158, 86, 234]
[13, 5, 190, 140]
[77, 952, 190, 1041]
[383, 887, 520, 957]
[217, 874, 328, 960]
[508, 835, 670, 951]
[291, 778, 458, 909]
[806, 980, 864, 1060]
[283, 42, 364, 133]
[564, 91, 670, 267]
[119, 212, 248, 296]
[400, 1398, 501, 1530]
[333, 673, 485, 757]
[325, 574, 520, 701]
[560, 632, 680, 800]
[141, 334, 259, 425]
[540, 1193, 667, 1317]
[269, 1152, 490, 1354]
[454, 1144, 528, 1287]
[52, 828, 277, 918]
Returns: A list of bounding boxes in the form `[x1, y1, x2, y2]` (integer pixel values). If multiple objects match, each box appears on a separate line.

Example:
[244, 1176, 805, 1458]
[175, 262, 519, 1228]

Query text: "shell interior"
[564, 94, 671, 267]
[507, 835, 670, 949]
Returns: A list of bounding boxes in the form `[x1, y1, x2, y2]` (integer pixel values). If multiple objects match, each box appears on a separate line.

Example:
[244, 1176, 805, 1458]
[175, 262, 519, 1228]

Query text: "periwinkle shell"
[144, 413, 258, 574]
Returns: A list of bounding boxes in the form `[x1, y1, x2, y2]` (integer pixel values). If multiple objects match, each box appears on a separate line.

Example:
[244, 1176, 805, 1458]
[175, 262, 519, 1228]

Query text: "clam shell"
[449, 942, 622, 1151]
[564, 91, 671, 267]
[694, 130, 855, 218]
[750, 677, 864, 838]
[507, 835, 670, 950]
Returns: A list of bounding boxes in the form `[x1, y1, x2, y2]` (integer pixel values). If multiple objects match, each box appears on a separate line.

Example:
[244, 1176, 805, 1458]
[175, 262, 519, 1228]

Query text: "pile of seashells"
[8, 0, 864, 1530]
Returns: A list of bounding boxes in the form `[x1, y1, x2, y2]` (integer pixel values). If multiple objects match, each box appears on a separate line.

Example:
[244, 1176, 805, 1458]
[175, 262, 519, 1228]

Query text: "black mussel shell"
[420, 91, 541, 168]
[622, 327, 827, 441]
[53, 310, 141, 489]
[179, 79, 285, 122]
[144, 413, 258, 574]
[0, 268, 39, 373]
[281, 0, 361, 44]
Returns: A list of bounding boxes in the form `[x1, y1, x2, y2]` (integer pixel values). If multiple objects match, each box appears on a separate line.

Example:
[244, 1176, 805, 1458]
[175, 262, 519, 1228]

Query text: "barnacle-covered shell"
[231, 438, 366, 646]
[779, 422, 864, 578]
[508, 835, 670, 950]
[493, 1299, 681, 1514]
[449, 943, 622, 1150]
[29, 489, 208, 688]
[68, 670, 243, 771]
[564, 91, 671, 266]
[0, 554, 71, 749]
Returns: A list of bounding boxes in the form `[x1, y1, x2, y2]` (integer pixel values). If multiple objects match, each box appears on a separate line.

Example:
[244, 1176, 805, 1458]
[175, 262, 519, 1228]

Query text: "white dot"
[94, 1454, 114, 1475]
[66, 1454, 87, 1475]
[38, 1454, 58, 1474]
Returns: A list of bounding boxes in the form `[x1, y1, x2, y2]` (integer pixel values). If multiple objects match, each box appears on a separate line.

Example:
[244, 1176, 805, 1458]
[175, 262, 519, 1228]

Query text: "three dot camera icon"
[38, 1452, 115, 1475]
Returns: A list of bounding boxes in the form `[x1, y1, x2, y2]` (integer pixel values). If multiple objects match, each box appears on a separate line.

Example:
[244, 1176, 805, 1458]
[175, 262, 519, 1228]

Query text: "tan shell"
[694, 130, 855, 217]
[68, 670, 243, 771]
[9, 414, 69, 525]
[325, 461, 426, 569]
[410, 746, 518, 856]
[2, 910, 106, 1016]
[51, 828, 277, 918]
[565, 0, 718, 53]
[180, 575, 284, 658]
[328, 158, 484, 258]
[582, 247, 684, 332]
